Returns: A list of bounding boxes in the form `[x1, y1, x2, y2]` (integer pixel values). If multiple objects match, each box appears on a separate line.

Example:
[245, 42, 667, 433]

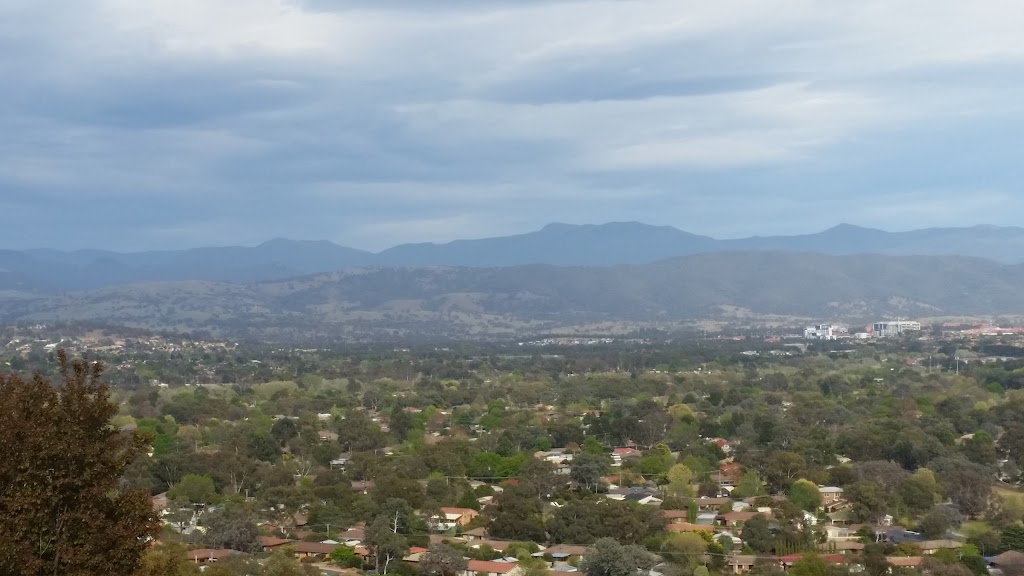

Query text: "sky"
[2, 0, 1024, 252]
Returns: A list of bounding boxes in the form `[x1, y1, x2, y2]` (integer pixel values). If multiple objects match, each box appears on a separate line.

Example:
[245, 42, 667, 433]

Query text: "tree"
[489, 484, 546, 542]
[203, 507, 261, 553]
[660, 533, 706, 572]
[742, 514, 775, 554]
[365, 515, 409, 574]
[665, 464, 696, 498]
[917, 508, 950, 539]
[0, 352, 160, 575]
[168, 474, 217, 505]
[580, 538, 656, 576]
[1001, 525, 1024, 552]
[331, 545, 363, 569]
[733, 470, 767, 498]
[845, 481, 888, 523]
[262, 551, 319, 576]
[419, 544, 468, 576]
[789, 554, 828, 576]
[761, 451, 807, 491]
[270, 418, 298, 446]
[789, 479, 823, 512]
[135, 542, 200, 576]
[571, 452, 609, 492]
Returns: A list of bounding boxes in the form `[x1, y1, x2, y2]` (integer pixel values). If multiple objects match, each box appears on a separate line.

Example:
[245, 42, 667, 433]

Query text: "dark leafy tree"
[0, 352, 160, 575]
[419, 544, 468, 576]
[203, 507, 261, 553]
[570, 452, 609, 492]
[579, 538, 656, 576]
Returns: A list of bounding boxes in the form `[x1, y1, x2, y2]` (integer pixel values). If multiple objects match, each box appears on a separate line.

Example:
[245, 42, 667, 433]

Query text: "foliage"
[579, 538, 657, 576]
[0, 352, 160, 575]
[419, 544, 468, 576]
[202, 506, 261, 553]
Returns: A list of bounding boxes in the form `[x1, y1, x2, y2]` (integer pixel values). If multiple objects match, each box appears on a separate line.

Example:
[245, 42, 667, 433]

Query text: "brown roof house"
[464, 560, 524, 576]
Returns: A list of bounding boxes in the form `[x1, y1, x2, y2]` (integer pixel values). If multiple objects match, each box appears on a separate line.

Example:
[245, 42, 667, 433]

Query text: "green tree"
[660, 533, 707, 572]
[789, 554, 828, 576]
[135, 542, 200, 576]
[330, 545, 363, 568]
[0, 352, 160, 575]
[789, 479, 823, 512]
[665, 464, 696, 498]
[571, 452, 609, 492]
[579, 538, 656, 576]
[733, 470, 767, 498]
[203, 507, 261, 553]
[419, 544, 468, 576]
[742, 514, 775, 554]
[168, 474, 218, 504]
[365, 515, 409, 574]
[1000, 525, 1024, 552]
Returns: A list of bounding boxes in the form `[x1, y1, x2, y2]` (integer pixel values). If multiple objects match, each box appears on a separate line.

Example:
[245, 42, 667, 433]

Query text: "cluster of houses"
[156, 434, 1000, 576]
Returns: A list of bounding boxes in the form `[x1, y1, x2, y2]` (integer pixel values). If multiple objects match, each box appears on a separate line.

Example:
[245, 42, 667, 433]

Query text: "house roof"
[887, 557, 924, 567]
[260, 536, 293, 548]
[290, 542, 341, 554]
[718, 511, 759, 522]
[612, 448, 641, 456]
[918, 540, 962, 550]
[778, 554, 844, 564]
[440, 507, 477, 516]
[727, 555, 759, 566]
[666, 523, 710, 533]
[993, 551, 1024, 566]
[188, 549, 235, 562]
[544, 544, 589, 557]
[467, 560, 520, 574]
[663, 510, 689, 519]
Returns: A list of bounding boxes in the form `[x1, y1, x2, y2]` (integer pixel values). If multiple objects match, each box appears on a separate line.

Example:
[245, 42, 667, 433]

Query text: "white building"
[804, 324, 836, 340]
[872, 320, 921, 337]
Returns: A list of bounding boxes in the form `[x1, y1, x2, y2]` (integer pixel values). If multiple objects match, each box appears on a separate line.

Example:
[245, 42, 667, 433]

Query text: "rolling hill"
[1, 252, 1021, 341]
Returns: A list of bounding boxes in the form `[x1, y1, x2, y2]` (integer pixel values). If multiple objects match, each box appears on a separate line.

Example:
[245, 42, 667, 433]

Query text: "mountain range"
[1, 251, 1022, 342]
[4, 222, 1024, 293]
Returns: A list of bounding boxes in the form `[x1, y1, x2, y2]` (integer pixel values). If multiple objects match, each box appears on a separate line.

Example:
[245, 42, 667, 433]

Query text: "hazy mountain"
[5, 222, 1024, 293]
[2, 252, 1021, 341]
[377, 222, 717, 266]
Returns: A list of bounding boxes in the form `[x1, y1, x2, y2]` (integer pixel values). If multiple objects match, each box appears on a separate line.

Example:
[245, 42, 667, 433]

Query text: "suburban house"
[818, 486, 844, 504]
[259, 536, 292, 552]
[463, 560, 524, 576]
[433, 507, 479, 530]
[778, 554, 845, 569]
[541, 544, 588, 564]
[693, 497, 731, 512]
[291, 542, 341, 560]
[666, 522, 709, 533]
[717, 511, 759, 527]
[725, 555, 758, 574]
[887, 556, 924, 569]
[318, 430, 340, 443]
[330, 452, 352, 469]
[188, 549, 236, 564]
[611, 448, 642, 466]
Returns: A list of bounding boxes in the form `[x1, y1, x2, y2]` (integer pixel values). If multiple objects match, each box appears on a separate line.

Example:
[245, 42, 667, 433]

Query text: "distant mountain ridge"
[3, 222, 1024, 293]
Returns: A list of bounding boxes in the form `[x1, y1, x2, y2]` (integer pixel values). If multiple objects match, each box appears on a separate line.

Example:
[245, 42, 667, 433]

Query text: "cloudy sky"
[2, 0, 1024, 251]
